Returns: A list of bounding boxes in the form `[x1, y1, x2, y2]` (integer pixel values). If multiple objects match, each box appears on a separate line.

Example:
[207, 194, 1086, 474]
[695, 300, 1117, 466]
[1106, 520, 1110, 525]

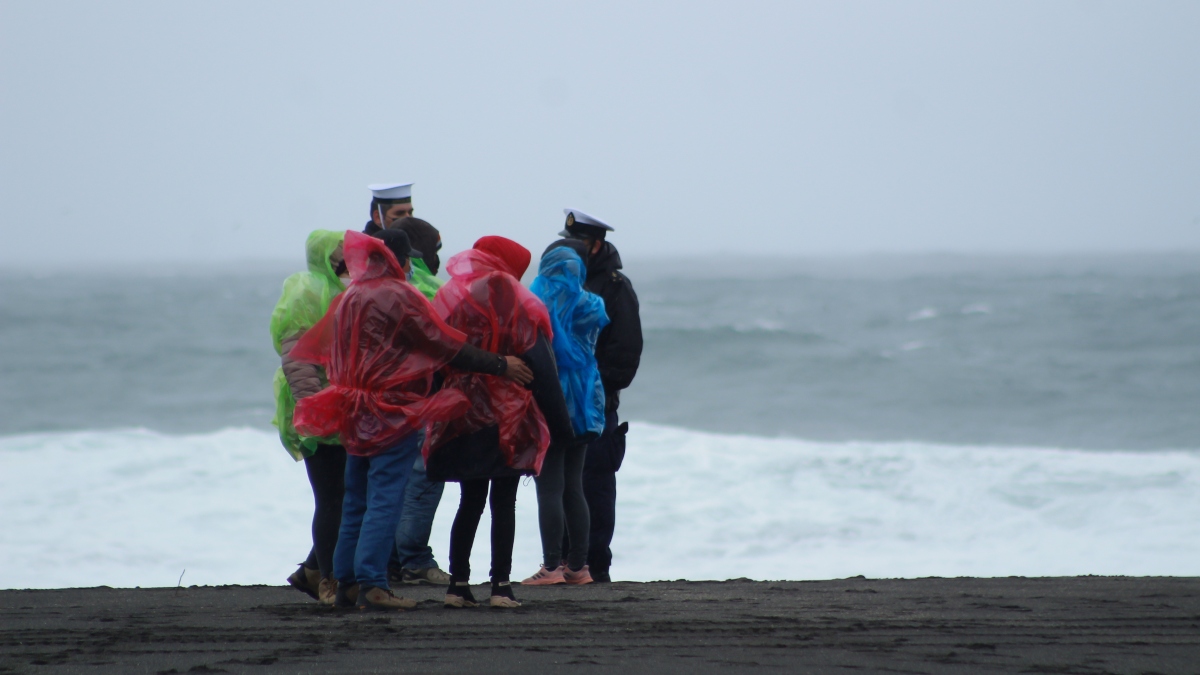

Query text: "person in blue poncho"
[522, 240, 609, 585]
[535, 209, 642, 584]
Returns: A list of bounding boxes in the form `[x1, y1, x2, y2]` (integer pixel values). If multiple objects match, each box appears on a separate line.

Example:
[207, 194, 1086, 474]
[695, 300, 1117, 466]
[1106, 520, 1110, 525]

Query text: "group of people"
[269, 182, 642, 611]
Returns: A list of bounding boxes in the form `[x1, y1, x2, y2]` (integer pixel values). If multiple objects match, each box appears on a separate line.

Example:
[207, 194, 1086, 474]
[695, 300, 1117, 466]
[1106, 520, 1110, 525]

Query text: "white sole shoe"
[490, 595, 522, 608]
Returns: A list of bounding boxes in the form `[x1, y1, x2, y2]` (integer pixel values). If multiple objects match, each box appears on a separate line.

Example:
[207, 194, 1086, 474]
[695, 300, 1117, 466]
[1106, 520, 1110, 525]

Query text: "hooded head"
[475, 236, 532, 279]
[305, 229, 347, 289]
[537, 244, 587, 285]
[543, 238, 591, 274]
[389, 217, 443, 275]
[369, 229, 420, 271]
[345, 230, 410, 282]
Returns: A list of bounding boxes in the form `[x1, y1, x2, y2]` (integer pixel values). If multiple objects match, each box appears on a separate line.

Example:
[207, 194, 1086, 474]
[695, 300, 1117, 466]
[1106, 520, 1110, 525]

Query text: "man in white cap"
[363, 182, 415, 234]
[558, 208, 643, 583]
[362, 182, 455, 588]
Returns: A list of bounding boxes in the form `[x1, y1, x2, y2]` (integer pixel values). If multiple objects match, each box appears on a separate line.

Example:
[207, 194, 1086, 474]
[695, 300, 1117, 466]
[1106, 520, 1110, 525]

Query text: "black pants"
[564, 410, 626, 575]
[448, 476, 520, 583]
[535, 441, 590, 570]
[300, 443, 346, 579]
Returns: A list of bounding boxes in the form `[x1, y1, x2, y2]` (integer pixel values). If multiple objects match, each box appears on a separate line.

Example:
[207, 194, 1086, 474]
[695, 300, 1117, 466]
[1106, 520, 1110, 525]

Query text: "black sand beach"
[1, 577, 1197, 674]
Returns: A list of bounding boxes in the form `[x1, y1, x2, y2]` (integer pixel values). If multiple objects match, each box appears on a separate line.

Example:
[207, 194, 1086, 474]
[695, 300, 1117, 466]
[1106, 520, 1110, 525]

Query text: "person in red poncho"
[424, 236, 578, 609]
[290, 229, 534, 612]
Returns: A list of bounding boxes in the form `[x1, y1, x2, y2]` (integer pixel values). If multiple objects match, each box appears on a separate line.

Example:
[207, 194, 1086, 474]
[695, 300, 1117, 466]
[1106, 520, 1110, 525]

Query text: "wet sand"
[1, 577, 1198, 674]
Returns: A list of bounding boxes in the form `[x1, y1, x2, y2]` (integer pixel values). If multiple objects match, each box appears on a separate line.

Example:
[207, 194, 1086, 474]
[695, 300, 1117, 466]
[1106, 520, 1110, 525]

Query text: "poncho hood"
[530, 247, 610, 436]
[306, 229, 347, 286]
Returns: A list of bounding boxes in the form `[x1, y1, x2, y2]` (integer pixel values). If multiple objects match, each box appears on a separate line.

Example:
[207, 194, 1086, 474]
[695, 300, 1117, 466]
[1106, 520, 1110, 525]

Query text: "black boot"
[444, 581, 478, 608]
[489, 580, 521, 609]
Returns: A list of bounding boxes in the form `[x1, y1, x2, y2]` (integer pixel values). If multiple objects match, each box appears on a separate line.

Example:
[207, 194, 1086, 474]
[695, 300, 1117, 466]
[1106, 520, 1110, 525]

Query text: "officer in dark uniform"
[558, 208, 643, 583]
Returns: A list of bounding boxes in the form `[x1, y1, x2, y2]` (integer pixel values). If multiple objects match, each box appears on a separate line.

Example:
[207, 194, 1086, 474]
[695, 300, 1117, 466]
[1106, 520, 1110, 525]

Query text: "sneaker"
[444, 581, 479, 608]
[520, 565, 565, 586]
[490, 581, 521, 608]
[286, 565, 321, 600]
[563, 565, 594, 585]
[334, 582, 359, 609]
[357, 586, 417, 612]
[402, 566, 452, 586]
[590, 569, 612, 583]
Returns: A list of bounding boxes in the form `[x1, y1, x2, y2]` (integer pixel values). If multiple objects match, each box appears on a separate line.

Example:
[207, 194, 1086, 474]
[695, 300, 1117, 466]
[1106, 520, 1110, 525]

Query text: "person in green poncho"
[269, 229, 348, 605]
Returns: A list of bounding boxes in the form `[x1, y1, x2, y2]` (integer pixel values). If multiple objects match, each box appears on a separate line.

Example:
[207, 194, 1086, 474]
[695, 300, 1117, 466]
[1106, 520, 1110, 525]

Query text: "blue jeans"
[393, 453, 445, 570]
[333, 434, 421, 590]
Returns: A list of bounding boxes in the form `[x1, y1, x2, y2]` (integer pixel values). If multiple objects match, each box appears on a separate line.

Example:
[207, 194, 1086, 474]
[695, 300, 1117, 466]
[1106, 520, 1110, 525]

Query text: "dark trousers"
[535, 440, 590, 570]
[448, 476, 520, 583]
[570, 410, 626, 575]
[301, 443, 346, 579]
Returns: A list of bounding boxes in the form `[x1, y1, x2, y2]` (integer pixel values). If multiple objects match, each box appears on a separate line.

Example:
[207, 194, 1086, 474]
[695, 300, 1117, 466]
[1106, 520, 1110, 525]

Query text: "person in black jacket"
[556, 209, 643, 583]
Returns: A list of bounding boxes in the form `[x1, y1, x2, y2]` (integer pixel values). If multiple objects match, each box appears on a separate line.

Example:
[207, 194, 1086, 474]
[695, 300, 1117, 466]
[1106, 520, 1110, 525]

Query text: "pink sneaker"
[521, 565, 565, 585]
[563, 565, 594, 585]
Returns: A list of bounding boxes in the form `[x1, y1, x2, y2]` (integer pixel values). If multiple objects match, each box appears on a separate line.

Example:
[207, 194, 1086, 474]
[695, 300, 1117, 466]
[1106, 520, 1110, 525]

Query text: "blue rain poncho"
[530, 247, 610, 437]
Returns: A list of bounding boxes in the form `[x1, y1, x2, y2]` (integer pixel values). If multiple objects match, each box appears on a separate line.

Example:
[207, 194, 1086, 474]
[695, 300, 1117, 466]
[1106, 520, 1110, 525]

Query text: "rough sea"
[2, 254, 1199, 588]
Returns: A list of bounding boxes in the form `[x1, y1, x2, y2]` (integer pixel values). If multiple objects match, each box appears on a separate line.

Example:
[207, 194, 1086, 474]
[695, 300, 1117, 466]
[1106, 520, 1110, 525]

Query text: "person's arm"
[450, 343, 533, 384]
[280, 333, 326, 400]
[595, 277, 643, 399]
[522, 333, 577, 446]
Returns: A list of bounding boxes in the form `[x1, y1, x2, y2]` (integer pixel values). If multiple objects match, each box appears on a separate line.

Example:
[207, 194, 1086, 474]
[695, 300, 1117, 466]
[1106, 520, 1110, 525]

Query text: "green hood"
[306, 228, 346, 286]
[269, 229, 346, 459]
[270, 230, 346, 354]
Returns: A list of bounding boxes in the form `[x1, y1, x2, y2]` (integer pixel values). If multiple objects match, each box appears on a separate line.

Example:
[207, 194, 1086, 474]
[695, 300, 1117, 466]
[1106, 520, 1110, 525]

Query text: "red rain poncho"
[425, 236, 554, 475]
[290, 231, 470, 456]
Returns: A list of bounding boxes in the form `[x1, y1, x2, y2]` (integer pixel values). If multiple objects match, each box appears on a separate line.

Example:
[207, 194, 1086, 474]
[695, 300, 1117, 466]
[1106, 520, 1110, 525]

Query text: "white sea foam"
[2, 425, 1198, 589]
[907, 307, 939, 321]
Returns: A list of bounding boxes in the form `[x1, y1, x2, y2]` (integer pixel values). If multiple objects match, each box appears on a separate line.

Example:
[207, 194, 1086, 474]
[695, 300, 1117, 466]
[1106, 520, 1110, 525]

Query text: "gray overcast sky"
[1, 1, 1198, 265]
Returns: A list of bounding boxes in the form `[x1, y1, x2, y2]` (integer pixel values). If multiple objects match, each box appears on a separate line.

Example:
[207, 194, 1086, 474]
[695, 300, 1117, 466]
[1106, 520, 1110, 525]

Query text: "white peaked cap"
[368, 182, 413, 201]
[562, 208, 614, 231]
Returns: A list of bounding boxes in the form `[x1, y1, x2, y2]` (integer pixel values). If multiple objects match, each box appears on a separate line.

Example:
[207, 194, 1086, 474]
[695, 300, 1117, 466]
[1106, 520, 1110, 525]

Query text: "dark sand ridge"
[1, 577, 1197, 674]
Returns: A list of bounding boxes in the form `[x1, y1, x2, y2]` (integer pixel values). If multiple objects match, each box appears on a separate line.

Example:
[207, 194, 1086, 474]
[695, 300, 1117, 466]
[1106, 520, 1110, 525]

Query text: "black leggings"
[535, 442, 590, 570]
[301, 443, 346, 579]
[448, 476, 520, 583]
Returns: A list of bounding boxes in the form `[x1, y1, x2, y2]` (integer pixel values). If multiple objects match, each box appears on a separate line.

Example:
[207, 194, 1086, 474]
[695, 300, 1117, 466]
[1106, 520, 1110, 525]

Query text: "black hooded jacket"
[584, 241, 643, 410]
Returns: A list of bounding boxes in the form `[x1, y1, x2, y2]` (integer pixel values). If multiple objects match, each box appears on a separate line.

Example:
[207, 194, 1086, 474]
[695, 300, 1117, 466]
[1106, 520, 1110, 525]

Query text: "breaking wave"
[2, 424, 1198, 589]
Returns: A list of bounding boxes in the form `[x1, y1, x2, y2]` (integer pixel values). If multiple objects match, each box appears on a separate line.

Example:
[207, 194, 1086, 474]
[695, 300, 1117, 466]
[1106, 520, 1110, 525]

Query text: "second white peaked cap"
[368, 182, 413, 201]
[562, 208, 614, 232]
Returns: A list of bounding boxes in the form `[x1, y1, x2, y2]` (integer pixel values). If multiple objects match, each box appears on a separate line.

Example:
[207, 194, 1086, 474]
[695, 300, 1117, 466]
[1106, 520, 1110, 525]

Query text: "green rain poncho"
[410, 257, 444, 300]
[270, 229, 346, 461]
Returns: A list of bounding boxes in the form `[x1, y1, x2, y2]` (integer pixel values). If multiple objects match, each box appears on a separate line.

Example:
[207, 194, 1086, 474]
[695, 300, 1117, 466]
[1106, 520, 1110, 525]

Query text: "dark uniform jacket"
[584, 242, 643, 412]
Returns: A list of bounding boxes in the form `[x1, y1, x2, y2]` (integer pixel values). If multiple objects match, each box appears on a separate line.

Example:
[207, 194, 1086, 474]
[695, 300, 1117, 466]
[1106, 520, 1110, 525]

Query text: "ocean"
[2, 254, 1199, 588]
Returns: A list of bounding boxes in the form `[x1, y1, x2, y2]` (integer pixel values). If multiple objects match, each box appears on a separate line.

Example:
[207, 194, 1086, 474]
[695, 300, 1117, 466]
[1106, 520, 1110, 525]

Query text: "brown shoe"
[335, 582, 359, 609]
[357, 586, 417, 612]
[318, 578, 338, 606]
[286, 565, 321, 600]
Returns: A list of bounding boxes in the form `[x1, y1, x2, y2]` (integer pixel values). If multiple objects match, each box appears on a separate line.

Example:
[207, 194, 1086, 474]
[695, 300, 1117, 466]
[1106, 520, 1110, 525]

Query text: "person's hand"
[503, 356, 534, 385]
